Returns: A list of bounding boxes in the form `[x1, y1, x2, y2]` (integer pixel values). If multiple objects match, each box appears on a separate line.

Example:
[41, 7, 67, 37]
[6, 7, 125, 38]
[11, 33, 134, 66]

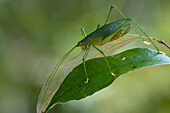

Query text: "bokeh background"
[0, 0, 170, 113]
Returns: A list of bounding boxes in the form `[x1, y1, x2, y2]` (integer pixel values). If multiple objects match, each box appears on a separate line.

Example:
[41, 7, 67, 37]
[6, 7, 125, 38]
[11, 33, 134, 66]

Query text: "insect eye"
[79, 43, 82, 45]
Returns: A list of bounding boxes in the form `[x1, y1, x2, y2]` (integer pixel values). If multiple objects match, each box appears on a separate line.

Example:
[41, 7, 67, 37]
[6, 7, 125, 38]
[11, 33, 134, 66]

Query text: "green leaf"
[45, 48, 170, 112]
[37, 34, 141, 113]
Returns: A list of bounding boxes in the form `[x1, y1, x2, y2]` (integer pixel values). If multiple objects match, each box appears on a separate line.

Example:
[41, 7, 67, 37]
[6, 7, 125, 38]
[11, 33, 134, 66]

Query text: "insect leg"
[112, 5, 126, 18]
[112, 5, 146, 42]
[97, 5, 120, 29]
[82, 46, 91, 83]
[92, 44, 115, 76]
[81, 28, 87, 38]
[113, 5, 160, 51]
[130, 18, 160, 52]
[104, 5, 115, 25]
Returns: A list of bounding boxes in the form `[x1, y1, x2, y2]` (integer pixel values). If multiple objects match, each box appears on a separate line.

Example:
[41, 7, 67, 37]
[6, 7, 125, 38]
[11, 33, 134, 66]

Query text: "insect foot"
[158, 51, 166, 54]
[84, 78, 89, 83]
[111, 72, 116, 76]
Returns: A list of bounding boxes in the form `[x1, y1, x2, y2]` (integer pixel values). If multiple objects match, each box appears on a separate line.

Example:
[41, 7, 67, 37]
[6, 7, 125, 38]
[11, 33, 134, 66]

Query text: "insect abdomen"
[109, 23, 130, 41]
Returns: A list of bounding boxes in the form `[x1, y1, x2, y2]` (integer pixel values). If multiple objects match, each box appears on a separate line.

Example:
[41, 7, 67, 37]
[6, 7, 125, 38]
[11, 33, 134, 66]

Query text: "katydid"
[54, 5, 169, 83]
[38, 5, 170, 113]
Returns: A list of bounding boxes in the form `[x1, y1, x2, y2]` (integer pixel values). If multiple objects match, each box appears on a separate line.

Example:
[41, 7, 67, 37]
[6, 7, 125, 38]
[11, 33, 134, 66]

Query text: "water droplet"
[122, 57, 126, 60]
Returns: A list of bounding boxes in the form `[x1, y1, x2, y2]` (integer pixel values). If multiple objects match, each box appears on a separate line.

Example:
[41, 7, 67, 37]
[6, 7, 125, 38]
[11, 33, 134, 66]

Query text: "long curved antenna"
[50, 45, 78, 77]
[38, 44, 78, 113]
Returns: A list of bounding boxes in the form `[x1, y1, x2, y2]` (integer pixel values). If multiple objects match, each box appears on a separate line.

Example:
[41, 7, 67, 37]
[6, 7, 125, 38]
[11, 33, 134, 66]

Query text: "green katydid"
[52, 5, 168, 83]
[37, 5, 170, 113]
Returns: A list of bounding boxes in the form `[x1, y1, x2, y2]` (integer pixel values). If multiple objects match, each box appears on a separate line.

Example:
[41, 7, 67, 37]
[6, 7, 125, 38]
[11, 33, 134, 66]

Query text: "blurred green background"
[0, 0, 170, 113]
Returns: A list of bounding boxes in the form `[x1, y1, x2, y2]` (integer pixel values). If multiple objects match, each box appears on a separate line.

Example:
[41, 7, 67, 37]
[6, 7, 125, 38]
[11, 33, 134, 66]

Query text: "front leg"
[82, 46, 91, 83]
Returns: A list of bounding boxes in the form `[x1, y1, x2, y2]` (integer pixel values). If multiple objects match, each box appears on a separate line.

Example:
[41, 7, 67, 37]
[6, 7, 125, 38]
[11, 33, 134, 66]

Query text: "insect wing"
[86, 34, 141, 58]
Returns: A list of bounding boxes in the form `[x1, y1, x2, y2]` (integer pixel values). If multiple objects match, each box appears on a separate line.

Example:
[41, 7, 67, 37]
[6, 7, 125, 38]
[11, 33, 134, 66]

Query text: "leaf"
[37, 34, 141, 113]
[44, 48, 170, 112]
